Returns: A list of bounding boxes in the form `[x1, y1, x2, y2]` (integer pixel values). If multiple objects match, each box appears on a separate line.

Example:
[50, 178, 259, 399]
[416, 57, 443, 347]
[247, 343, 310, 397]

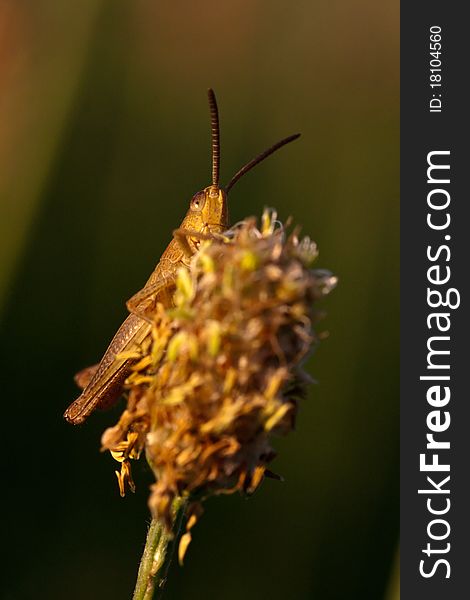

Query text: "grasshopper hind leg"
[74, 364, 99, 390]
[125, 276, 175, 322]
[64, 361, 131, 424]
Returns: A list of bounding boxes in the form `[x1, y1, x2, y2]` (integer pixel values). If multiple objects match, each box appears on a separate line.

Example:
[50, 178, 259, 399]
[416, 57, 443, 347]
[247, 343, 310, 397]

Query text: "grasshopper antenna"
[225, 133, 301, 194]
[208, 88, 220, 188]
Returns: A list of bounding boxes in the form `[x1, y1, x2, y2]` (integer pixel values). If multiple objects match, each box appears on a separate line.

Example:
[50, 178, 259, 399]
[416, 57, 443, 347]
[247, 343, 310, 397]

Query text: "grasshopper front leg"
[173, 228, 219, 257]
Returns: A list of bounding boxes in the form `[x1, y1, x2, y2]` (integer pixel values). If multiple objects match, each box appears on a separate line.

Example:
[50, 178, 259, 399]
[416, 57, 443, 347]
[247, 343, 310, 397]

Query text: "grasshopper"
[64, 89, 300, 425]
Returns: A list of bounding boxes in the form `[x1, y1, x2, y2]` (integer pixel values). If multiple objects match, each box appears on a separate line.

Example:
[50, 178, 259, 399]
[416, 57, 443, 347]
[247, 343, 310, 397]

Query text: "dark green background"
[1, 1, 398, 598]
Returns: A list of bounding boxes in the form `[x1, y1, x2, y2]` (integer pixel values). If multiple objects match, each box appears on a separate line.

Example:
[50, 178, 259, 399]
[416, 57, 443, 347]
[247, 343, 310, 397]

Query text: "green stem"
[132, 498, 186, 600]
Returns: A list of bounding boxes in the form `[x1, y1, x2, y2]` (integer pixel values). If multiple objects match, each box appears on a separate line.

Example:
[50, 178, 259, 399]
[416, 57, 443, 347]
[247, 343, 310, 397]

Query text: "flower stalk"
[133, 497, 186, 600]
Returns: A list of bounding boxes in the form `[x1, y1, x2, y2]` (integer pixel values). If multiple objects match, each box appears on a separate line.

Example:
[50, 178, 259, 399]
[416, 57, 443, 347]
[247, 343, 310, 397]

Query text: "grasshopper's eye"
[190, 192, 206, 211]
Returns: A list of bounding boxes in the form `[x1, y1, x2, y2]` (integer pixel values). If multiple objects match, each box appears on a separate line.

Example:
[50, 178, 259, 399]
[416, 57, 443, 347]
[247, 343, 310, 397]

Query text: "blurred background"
[1, 1, 398, 599]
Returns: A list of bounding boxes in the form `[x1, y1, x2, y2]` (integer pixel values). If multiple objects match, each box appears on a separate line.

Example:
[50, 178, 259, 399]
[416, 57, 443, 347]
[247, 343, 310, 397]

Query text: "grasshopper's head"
[184, 89, 300, 235]
[185, 185, 228, 234]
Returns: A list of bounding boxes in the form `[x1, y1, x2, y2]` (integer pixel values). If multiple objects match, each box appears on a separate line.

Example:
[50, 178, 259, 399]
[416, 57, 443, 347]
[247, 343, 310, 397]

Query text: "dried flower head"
[102, 209, 336, 544]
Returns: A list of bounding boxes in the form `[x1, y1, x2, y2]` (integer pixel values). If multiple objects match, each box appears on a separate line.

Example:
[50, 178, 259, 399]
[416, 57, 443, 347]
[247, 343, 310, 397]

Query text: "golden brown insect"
[64, 89, 300, 425]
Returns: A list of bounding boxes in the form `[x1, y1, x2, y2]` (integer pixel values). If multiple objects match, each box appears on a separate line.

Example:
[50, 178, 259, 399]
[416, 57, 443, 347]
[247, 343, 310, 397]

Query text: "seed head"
[102, 209, 336, 539]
